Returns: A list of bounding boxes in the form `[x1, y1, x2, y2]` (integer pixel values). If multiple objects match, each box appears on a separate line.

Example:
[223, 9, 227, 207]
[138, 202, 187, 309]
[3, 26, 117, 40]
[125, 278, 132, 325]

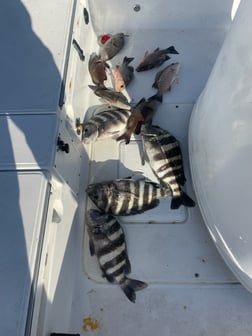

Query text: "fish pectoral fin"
[89, 239, 95, 256]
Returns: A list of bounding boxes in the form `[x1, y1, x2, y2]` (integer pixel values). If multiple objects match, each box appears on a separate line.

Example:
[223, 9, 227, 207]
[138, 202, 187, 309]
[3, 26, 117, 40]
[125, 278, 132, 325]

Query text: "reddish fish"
[152, 62, 180, 94]
[112, 57, 134, 92]
[116, 94, 162, 144]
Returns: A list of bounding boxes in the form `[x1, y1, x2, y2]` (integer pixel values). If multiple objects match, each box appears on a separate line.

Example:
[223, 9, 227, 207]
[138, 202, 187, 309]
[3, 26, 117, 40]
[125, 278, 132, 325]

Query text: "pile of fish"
[77, 32, 196, 302]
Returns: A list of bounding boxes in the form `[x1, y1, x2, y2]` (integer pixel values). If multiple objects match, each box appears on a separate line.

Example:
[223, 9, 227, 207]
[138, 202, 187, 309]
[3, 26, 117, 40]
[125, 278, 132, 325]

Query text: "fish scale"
[86, 209, 147, 303]
[141, 125, 195, 209]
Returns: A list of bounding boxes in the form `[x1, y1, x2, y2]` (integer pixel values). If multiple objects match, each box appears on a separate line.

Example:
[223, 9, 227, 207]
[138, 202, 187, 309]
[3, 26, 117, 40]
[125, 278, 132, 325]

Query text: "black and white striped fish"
[141, 125, 195, 209]
[86, 209, 147, 303]
[82, 104, 131, 144]
[86, 177, 171, 216]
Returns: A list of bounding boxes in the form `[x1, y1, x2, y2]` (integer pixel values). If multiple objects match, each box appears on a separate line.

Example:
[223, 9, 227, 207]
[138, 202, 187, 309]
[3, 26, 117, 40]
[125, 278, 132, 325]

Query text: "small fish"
[136, 46, 179, 72]
[82, 104, 131, 144]
[153, 62, 180, 94]
[86, 209, 147, 303]
[86, 177, 171, 216]
[88, 85, 131, 110]
[112, 57, 134, 92]
[141, 125, 195, 209]
[98, 33, 127, 61]
[88, 53, 109, 87]
[117, 94, 162, 144]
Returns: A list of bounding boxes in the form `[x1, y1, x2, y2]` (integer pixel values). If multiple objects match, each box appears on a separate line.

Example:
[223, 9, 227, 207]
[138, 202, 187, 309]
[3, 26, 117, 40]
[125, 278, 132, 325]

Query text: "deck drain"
[133, 4, 141, 12]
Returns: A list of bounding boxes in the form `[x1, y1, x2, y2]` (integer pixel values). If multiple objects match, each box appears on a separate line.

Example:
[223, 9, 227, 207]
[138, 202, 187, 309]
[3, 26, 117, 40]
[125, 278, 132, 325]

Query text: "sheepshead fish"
[136, 46, 179, 72]
[117, 94, 162, 144]
[98, 33, 127, 61]
[88, 52, 109, 87]
[86, 209, 147, 303]
[82, 104, 131, 144]
[88, 85, 131, 110]
[112, 57, 134, 92]
[141, 125, 195, 209]
[86, 177, 171, 216]
[153, 62, 180, 94]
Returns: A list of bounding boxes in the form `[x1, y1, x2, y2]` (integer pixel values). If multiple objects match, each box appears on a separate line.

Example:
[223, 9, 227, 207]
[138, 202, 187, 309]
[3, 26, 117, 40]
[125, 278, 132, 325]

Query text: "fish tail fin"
[171, 191, 195, 209]
[148, 93, 163, 103]
[165, 46, 179, 55]
[123, 56, 134, 65]
[120, 278, 148, 303]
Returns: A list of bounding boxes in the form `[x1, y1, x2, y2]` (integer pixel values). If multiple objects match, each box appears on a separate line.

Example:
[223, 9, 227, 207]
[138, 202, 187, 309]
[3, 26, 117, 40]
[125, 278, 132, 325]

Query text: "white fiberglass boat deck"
[1, 1, 252, 336]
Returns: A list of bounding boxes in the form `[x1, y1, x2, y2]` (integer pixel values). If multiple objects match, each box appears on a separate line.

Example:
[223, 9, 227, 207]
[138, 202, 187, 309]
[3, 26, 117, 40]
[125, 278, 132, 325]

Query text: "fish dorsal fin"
[144, 50, 149, 59]
[154, 47, 160, 52]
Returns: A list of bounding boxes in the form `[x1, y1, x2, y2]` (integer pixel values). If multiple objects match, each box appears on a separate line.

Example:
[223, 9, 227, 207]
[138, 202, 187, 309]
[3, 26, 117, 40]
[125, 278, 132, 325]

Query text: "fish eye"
[120, 84, 125, 89]
[83, 127, 89, 134]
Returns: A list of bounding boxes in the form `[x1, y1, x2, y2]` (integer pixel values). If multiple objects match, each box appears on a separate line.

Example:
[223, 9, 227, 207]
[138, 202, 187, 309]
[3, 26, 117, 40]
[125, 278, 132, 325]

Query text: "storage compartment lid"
[0, 171, 49, 335]
[189, 0, 252, 292]
[0, 114, 57, 170]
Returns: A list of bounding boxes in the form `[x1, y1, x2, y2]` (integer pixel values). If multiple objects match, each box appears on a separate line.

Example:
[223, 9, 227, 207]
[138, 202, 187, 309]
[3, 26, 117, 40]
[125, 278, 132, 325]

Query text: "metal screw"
[133, 4, 141, 12]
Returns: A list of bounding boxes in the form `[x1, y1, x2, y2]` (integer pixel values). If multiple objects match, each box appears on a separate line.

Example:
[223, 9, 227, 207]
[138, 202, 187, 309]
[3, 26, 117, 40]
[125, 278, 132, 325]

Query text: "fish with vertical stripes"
[141, 125, 195, 209]
[86, 177, 171, 216]
[82, 104, 131, 144]
[86, 209, 147, 303]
